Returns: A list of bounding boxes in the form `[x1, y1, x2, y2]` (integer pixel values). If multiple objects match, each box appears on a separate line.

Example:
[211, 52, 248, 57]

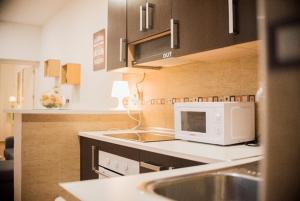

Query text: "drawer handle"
[170, 18, 179, 49]
[146, 2, 154, 30]
[228, 0, 238, 34]
[91, 145, 102, 175]
[119, 38, 126, 62]
[139, 5, 146, 31]
[140, 161, 163, 172]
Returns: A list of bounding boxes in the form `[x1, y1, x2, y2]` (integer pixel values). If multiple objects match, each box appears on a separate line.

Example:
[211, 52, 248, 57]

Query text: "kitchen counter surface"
[79, 130, 263, 163]
[61, 156, 262, 201]
[5, 108, 141, 115]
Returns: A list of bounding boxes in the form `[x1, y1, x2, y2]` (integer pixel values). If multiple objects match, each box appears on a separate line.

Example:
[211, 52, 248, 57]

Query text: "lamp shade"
[111, 81, 130, 98]
[9, 96, 17, 102]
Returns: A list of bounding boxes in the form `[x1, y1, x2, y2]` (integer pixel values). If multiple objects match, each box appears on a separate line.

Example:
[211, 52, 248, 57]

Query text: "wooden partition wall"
[15, 113, 136, 201]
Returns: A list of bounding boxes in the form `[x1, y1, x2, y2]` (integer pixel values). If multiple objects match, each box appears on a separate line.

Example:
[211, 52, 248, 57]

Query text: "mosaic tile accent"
[144, 95, 256, 105]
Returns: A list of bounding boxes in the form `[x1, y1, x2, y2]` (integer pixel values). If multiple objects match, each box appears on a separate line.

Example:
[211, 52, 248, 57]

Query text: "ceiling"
[0, 0, 72, 26]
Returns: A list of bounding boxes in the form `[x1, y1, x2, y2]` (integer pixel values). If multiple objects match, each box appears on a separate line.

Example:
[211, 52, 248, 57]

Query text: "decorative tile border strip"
[143, 95, 255, 105]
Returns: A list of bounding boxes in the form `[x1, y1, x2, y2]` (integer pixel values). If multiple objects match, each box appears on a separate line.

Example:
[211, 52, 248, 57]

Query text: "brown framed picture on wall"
[93, 29, 105, 71]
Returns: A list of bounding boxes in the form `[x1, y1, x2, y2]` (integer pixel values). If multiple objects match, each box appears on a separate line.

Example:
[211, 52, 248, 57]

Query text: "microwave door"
[180, 111, 207, 134]
[176, 107, 220, 141]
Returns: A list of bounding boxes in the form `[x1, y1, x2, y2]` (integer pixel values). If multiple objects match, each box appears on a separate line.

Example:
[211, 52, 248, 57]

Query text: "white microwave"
[175, 102, 255, 145]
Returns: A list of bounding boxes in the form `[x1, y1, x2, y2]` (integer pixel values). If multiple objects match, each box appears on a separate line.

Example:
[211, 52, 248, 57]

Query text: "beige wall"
[0, 22, 41, 61]
[39, 0, 122, 110]
[20, 114, 136, 201]
[124, 53, 259, 129]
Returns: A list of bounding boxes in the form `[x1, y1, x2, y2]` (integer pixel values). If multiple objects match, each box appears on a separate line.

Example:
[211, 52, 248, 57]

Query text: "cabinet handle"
[91, 145, 102, 175]
[170, 18, 179, 49]
[140, 161, 164, 172]
[228, 0, 238, 34]
[139, 5, 146, 31]
[146, 2, 154, 30]
[119, 38, 126, 62]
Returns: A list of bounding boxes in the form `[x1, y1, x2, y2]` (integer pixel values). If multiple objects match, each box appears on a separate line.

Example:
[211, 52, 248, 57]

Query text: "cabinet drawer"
[99, 140, 139, 161]
[139, 150, 205, 173]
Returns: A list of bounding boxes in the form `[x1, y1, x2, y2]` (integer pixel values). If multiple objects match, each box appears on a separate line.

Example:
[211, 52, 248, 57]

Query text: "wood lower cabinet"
[80, 137, 204, 180]
[140, 150, 204, 173]
[80, 137, 100, 180]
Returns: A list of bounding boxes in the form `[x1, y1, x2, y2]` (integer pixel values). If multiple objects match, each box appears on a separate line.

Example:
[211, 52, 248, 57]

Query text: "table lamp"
[9, 96, 17, 109]
[111, 81, 130, 110]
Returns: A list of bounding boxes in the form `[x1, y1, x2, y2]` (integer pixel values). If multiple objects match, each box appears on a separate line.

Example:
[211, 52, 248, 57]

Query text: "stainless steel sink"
[105, 132, 175, 142]
[142, 162, 261, 201]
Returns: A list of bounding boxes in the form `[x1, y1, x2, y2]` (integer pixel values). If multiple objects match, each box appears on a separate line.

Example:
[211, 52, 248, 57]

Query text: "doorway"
[0, 59, 38, 141]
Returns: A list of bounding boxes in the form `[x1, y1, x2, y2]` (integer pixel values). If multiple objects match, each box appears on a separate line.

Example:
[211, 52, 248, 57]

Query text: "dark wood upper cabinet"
[127, 0, 147, 43]
[127, 0, 172, 43]
[171, 0, 257, 57]
[107, 0, 257, 70]
[107, 0, 127, 71]
[230, 0, 258, 44]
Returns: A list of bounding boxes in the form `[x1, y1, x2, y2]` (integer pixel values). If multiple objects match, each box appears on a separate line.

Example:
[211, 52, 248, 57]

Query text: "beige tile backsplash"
[124, 55, 259, 129]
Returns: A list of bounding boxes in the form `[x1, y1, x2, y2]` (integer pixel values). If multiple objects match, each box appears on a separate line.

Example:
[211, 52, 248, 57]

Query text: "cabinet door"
[127, 0, 171, 43]
[127, 0, 147, 43]
[139, 150, 204, 173]
[107, 0, 127, 71]
[145, 0, 172, 37]
[171, 0, 225, 57]
[80, 137, 100, 180]
[229, 0, 258, 44]
[171, 0, 257, 57]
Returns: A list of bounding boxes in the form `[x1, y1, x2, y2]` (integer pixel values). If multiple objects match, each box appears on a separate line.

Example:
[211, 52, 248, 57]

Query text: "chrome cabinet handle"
[228, 0, 238, 34]
[119, 38, 126, 62]
[139, 5, 146, 31]
[140, 161, 164, 172]
[146, 2, 154, 30]
[170, 18, 179, 49]
[91, 145, 102, 175]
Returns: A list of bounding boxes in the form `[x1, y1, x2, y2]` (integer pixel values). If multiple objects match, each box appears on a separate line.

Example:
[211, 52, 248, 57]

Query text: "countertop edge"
[60, 156, 262, 201]
[78, 131, 262, 164]
[4, 109, 141, 115]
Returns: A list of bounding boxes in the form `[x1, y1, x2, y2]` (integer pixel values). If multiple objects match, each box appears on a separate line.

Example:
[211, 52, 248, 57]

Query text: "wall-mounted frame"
[93, 29, 105, 71]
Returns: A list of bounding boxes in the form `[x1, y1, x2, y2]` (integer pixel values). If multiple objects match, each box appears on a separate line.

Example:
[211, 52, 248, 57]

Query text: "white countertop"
[61, 156, 262, 201]
[79, 130, 263, 163]
[5, 109, 141, 115]
[61, 130, 263, 201]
